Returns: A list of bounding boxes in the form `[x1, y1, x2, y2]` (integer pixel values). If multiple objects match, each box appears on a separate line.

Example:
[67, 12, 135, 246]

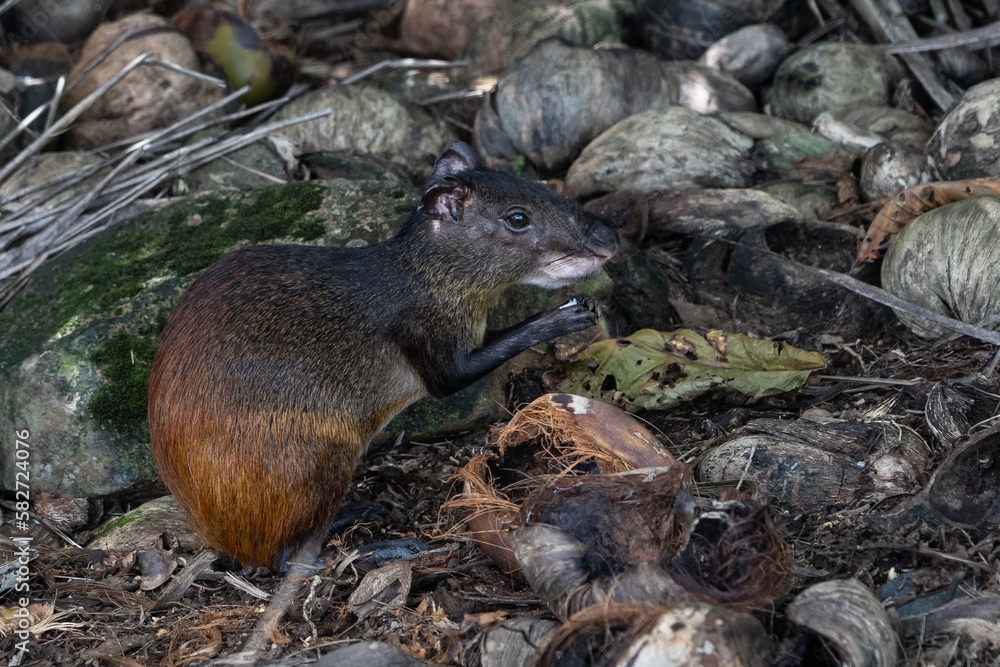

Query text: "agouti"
[148, 142, 618, 571]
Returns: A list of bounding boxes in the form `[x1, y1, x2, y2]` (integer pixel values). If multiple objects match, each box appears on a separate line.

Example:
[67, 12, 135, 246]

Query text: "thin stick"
[0, 52, 153, 185]
[809, 266, 1000, 345]
[815, 375, 922, 386]
[0, 105, 46, 157]
[0, 84, 251, 230]
[127, 85, 251, 154]
[292, 0, 396, 20]
[85, 85, 267, 155]
[340, 58, 468, 86]
[0, 84, 248, 215]
[884, 20, 1000, 53]
[418, 90, 485, 105]
[55, 166, 161, 246]
[0, 156, 124, 237]
[220, 157, 287, 184]
[144, 59, 228, 88]
[0, 151, 143, 275]
[65, 28, 136, 93]
[43, 75, 65, 133]
[724, 238, 1000, 347]
[736, 443, 757, 491]
[247, 83, 309, 128]
[0, 108, 330, 300]
[796, 17, 847, 47]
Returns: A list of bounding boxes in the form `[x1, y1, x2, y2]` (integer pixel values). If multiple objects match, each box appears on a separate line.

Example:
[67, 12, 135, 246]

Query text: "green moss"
[228, 181, 325, 242]
[0, 181, 327, 369]
[293, 216, 327, 240]
[512, 155, 526, 177]
[89, 331, 159, 440]
[91, 512, 141, 541]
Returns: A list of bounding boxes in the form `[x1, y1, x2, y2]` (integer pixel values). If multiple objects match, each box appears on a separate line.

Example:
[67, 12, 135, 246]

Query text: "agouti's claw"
[571, 294, 603, 318]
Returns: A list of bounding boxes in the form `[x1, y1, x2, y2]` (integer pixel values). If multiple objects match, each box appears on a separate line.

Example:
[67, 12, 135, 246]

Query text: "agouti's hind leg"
[243, 529, 326, 653]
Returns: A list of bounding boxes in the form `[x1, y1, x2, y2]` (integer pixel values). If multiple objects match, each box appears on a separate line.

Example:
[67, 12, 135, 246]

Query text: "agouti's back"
[148, 143, 618, 569]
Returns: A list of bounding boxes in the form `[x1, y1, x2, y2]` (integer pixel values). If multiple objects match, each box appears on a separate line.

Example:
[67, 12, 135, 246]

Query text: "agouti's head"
[410, 142, 619, 288]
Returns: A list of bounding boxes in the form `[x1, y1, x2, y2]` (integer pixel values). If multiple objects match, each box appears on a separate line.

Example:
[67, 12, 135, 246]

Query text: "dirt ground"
[4, 322, 1000, 666]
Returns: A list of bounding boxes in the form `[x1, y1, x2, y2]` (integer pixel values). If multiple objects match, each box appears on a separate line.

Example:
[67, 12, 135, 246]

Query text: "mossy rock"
[271, 86, 457, 180]
[566, 106, 755, 196]
[760, 182, 837, 220]
[756, 132, 853, 172]
[88, 495, 206, 552]
[0, 179, 418, 498]
[719, 112, 809, 140]
[842, 106, 933, 152]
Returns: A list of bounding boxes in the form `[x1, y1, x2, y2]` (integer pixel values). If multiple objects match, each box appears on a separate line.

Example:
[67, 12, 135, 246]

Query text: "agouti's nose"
[587, 216, 620, 258]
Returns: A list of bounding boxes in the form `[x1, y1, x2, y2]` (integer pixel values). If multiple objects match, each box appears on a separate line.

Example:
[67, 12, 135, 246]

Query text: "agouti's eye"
[503, 210, 531, 232]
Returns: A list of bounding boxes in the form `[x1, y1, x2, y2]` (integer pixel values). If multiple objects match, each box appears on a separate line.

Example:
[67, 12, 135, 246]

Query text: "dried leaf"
[347, 560, 412, 621]
[136, 547, 179, 591]
[560, 329, 825, 412]
[857, 177, 1000, 262]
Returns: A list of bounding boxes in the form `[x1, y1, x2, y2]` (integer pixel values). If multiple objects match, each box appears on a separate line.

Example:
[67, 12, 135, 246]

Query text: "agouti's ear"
[420, 176, 469, 223]
[430, 142, 479, 182]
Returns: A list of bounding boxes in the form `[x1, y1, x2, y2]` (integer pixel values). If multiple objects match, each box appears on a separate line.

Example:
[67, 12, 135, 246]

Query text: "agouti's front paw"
[541, 296, 603, 337]
[567, 294, 603, 318]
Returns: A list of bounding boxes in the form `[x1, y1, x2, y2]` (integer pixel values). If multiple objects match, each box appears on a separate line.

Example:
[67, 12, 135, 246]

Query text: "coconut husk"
[61, 13, 225, 147]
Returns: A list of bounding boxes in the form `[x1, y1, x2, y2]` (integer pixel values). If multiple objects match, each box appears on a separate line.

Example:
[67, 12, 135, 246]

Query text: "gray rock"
[767, 44, 892, 124]
[474, 39, 678, 173]
[719, 112, 809, 140]
[313, 641, 425, 667]
[698, 24, 791, 90]
[177, 137, 289, 194]
[928, 78, 1000, 180]
[459, 0, 631, 74]
[661, 61, 756, 114]
[271, 86, 457, 180]
[566, 107, 755, 196]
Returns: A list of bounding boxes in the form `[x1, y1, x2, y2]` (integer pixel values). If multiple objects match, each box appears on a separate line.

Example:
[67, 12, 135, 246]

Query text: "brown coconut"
[400, 0, 515, 59]
[882, 195, 1000, 338]
[787, 580, 898, 667]
[60, 14, 224, 147]
[451, 393, 675, 573]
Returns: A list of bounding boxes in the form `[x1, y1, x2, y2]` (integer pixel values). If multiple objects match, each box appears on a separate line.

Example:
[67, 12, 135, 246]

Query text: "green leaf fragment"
[559, 329, 826, 412]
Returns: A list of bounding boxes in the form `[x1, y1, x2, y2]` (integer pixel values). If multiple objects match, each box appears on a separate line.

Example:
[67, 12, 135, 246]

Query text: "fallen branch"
[730, 239, 1000, 347]
[849, 0, 955, 110]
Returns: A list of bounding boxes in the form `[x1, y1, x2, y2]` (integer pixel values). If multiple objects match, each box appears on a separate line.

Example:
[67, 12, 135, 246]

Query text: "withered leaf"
[560, 329, 825, 412]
